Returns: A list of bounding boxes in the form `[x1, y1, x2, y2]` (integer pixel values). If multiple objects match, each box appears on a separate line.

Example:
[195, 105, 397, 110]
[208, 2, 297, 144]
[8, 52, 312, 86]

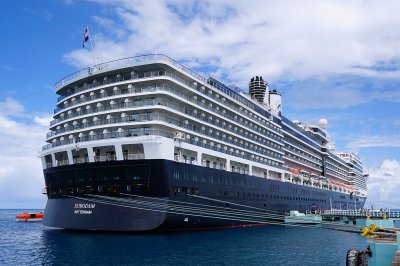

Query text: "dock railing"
[322, 209, 400, 218]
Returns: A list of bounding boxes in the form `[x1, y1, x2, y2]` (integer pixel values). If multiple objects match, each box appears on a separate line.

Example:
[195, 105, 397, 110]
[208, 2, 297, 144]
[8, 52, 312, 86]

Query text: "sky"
[0, 0, 399, 209]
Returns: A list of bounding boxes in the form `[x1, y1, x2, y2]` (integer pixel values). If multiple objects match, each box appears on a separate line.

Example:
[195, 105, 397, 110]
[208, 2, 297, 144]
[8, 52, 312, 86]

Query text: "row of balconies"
[46, 114, 284, 163]
[325, 163, 349, 177]
[185, 138, 284, 169]
[52, 82, 283, 143]
[43, 128, 284, 172]
[47, 106, 284, 162]
[56, 68, 165, 102]
[283, 137, 321, 157]
[47, 96, 283, 156]
[51, 98, 155, 126]
[55, 86, 131, 113]
[284, 152, 320, 169]
[54, 68, 282, 136]
[284, 154, 322, 173]
[325, 170, 349, 182]
[283, 144, 322, 165]
[46, 153, 146, 168]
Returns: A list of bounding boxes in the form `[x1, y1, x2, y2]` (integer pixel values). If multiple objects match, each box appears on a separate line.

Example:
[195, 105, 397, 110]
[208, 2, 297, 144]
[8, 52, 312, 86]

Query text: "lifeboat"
[328, 180, 353, 190]
[16, 212, 44, 222]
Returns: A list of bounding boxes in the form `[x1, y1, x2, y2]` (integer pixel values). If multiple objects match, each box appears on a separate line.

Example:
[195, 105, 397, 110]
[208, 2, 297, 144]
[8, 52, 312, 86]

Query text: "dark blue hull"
[43, 159, 366, 231]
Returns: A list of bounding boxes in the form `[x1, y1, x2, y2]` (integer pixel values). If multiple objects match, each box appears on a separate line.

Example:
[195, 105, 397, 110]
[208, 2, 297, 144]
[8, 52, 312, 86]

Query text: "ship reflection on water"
[37, 225, 365, 265]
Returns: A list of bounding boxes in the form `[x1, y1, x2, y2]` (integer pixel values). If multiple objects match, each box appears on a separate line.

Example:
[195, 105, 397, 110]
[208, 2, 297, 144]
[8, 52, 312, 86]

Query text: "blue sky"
[0, 0, 399, 209]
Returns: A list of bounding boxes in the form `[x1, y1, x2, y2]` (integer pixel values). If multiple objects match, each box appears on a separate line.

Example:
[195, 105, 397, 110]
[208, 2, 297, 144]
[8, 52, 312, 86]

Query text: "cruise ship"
[40, 54, 368, 231]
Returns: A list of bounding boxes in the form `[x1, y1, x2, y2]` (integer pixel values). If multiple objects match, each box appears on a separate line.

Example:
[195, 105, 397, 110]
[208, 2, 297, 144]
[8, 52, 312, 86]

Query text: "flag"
[82, 26, 90, 47]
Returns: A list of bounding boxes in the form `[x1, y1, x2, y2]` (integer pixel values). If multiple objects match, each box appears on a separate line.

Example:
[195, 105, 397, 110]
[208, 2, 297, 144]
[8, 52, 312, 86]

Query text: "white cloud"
[93, 16, 128, 39]
[60, 0, 400, 112]
[34, 115, 53, 127]
[64, 0, 400, 84]
[366, 159, 400, 209]
[0, 98, 48, 208]
[0, 97, 25, 116]
[347, 135, 400, 152]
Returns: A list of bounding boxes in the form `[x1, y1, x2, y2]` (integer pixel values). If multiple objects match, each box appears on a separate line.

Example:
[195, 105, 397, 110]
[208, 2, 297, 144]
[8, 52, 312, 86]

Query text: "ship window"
[174, 170, 180, 179]
[201, 173, 206, 182]
[184, 171, 190, 181]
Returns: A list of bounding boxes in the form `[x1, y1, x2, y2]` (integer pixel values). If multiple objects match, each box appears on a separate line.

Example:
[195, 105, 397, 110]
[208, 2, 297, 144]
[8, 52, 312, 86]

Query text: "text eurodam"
[74, 203, 95, 215]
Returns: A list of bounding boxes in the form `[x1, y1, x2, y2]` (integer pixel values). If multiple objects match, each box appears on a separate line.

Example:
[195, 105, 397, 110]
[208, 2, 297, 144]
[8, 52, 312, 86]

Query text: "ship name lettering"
[74, 210, 92, 215]
[74, 203, 96, 209]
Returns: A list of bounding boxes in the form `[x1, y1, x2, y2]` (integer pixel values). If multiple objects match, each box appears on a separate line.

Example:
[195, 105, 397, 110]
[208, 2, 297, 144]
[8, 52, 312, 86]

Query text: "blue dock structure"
[346, 220, 400, 265]
[367, 231, 400, 266]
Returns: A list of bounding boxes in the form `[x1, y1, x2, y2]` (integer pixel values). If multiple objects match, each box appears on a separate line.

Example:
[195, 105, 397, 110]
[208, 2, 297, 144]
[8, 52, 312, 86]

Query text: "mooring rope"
[66, 193, 364, 230]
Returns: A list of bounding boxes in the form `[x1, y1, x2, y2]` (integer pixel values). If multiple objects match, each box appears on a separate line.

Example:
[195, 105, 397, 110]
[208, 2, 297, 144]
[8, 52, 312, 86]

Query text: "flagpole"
[88, 31, 97, 66]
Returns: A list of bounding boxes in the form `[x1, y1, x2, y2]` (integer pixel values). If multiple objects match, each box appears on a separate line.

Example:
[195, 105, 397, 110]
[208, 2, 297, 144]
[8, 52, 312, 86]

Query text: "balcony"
[123, 153, 145, 160]
[94, 155, 117, 162]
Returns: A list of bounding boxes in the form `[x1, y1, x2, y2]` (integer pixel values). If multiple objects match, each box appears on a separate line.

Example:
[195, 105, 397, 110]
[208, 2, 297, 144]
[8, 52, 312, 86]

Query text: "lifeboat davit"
[16, 212, 44, 222]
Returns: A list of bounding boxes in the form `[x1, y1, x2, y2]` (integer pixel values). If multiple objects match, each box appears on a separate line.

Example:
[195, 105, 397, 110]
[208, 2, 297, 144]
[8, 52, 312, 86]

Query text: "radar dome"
[318, 118, 328, 129]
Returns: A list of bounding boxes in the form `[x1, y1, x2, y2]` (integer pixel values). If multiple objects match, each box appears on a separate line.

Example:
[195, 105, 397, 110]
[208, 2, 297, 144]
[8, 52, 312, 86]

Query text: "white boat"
[284, 211, 322, 224]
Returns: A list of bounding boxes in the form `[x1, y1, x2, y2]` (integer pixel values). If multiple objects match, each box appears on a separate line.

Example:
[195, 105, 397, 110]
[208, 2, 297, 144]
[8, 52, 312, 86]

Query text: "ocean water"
[0, 209, 368, 265]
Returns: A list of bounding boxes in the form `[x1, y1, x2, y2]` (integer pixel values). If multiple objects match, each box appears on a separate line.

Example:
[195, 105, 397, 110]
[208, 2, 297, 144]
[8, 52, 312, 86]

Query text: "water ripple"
[0, 210, 367, 265]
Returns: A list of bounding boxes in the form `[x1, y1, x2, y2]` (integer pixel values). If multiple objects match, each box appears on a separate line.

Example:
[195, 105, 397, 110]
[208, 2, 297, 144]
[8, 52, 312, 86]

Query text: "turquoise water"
[0, 209, 367, 265]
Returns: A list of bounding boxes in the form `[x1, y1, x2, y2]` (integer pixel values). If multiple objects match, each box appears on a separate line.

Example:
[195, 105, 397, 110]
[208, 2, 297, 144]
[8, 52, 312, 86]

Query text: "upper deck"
[55, 54, 206, 94]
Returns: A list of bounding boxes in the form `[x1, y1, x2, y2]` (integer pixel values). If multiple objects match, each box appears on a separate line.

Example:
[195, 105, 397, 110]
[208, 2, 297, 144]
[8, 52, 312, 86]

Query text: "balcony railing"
[55, 54, 206, 91]
[56, 159, 69, 166]
[94, 155, 117, 162]
[43, 130, 174, 151]
[124, 153, 145, 160]
[73, 157, 89, 164]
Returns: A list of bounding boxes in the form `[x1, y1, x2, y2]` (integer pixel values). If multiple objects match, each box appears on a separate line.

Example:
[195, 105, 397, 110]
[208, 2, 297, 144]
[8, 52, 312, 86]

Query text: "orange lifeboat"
[289, 168, 302, 174]
[16, 212, 44, 222]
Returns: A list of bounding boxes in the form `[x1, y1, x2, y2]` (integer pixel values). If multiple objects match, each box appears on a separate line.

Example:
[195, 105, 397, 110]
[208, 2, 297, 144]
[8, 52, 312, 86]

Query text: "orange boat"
[16, 212, 44, 222]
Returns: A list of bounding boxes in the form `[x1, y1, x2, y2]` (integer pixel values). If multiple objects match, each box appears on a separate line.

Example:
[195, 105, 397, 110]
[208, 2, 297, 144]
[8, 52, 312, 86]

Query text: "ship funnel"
[249, 76, 269, 104]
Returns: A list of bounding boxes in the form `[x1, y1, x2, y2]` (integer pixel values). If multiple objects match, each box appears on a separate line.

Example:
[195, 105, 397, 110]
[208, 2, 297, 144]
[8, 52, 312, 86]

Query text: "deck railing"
[54, 54, 206, 91]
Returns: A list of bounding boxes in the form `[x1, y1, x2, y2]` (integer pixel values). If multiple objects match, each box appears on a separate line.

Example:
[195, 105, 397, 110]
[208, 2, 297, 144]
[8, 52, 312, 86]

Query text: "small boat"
[284, 210, 322, 224]
[16, 212, 44, 222]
